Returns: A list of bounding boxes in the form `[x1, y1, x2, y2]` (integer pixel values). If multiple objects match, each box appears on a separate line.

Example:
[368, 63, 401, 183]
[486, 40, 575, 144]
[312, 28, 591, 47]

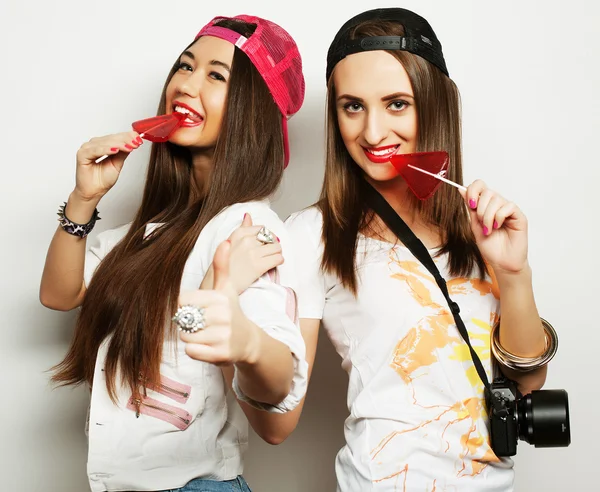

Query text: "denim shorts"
[165, 476, 251, 492]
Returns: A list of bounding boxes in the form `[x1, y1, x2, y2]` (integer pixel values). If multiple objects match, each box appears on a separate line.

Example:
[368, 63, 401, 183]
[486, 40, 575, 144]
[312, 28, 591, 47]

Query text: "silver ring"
[256, 226, 275, 245]
[172, 305, 206, 333]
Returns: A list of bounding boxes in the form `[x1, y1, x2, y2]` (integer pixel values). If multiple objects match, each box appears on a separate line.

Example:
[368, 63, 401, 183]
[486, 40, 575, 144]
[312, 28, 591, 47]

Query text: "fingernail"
[493, 220, 499, 229]
[136, 137, 143, 145]
[276, 235, 280, 243]
[469, 199, 477, 209]
[243, 213, 248, 220]
[124, 144, 134, 150]
[131, 140, 139, 147]
[110, 147, 118, 152]
[483, 225, 489, 236]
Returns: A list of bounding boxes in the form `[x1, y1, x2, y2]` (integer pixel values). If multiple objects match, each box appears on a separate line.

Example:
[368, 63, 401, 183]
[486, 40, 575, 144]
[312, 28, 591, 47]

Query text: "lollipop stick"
[406, 164, 467, 192]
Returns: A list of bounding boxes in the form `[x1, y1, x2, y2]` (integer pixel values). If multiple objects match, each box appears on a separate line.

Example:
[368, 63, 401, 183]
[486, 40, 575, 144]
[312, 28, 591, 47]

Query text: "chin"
[360, 162, 401, 183]
[169, 135, 217, 150]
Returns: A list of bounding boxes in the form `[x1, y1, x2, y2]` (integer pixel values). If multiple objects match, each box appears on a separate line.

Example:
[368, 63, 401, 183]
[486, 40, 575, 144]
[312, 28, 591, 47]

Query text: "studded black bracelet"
[57, 202, 100, 238]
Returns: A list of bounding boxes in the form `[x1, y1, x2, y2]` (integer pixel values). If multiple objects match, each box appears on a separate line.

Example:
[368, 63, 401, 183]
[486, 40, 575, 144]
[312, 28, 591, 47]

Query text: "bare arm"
[495, 266, 547, 394]
[39, 192, 99, 310]
[39, 131, 142, 311]
[222, 317, 321, 444]
[464, 180, 547, 395]
[180, 240, 298, 407]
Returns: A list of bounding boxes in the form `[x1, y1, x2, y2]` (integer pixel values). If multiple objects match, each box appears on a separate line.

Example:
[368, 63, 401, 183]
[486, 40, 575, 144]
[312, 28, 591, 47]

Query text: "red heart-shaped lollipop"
[132, 112, 186, 143]
[390, 151, 450, 200]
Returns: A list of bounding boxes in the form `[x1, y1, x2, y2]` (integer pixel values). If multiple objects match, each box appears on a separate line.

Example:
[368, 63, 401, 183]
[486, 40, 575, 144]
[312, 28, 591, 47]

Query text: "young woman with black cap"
[271, 7, 555, 491]
[40, 15, 307, 492]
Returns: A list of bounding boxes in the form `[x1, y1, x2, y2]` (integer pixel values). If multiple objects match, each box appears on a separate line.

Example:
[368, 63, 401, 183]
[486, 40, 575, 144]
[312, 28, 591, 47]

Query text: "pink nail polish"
[276, 235, 280, 243]
[243, 213, 248, 220]
[493, 220, 499, 229]
[110, 147, 118, 152]
[483, 225, 489, 236]
[125, 144, 134, 150]
[469, 199, 477, 209]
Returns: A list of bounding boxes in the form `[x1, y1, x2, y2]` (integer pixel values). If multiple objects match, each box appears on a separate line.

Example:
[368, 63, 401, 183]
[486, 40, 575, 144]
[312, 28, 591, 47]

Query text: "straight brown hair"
[320, 20, 485, 293]
[51, 19, 285, 402]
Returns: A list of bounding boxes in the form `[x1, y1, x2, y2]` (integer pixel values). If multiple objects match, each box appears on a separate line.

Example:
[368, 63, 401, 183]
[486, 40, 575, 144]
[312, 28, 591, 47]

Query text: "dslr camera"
[486, 377, 571, 456]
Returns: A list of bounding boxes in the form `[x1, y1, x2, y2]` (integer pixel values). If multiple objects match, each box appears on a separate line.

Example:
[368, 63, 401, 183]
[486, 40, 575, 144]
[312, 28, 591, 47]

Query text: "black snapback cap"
[326, 8, 449, 82]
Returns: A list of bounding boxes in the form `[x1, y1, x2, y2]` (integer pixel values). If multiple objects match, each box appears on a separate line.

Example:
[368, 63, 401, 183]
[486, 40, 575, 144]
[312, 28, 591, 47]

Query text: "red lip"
[362, 144, 400, 163]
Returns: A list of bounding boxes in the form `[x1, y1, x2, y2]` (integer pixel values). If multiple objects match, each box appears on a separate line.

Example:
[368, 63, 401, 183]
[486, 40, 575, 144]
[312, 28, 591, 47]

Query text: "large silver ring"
[172, 305, 206, 333]
[256, 226, 275, 245]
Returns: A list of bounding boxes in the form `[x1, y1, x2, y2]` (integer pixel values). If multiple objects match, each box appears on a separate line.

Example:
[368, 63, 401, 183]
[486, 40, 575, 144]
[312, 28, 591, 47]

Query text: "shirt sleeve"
[83, 224, 130, 287]
[284, 208, 326, 320]
[209, 203, 308, 413]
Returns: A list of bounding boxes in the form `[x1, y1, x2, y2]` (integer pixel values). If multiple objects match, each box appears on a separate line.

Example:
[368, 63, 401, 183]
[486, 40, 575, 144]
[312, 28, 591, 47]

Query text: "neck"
[364, 173, 442, 249]
[366, 174, 417, 222]
[190, 148, 214, 199]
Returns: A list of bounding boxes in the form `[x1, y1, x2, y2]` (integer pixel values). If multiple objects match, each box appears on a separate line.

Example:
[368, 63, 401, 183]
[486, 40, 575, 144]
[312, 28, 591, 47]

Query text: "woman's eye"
[177, 62, 193, 72]
[210, 72, 227, 82]
[344, 103, 363, 113]
[389, 100, 408, 111]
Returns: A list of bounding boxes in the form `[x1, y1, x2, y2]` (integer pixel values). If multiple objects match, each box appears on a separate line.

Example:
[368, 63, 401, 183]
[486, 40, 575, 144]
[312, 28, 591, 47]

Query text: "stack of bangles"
[490, 318, 558, 371]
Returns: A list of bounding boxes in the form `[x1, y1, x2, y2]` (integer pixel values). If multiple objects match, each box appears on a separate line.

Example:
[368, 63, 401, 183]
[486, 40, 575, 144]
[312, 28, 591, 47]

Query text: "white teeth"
[174, 105, 201, 119]
[367, 146, 398, 156]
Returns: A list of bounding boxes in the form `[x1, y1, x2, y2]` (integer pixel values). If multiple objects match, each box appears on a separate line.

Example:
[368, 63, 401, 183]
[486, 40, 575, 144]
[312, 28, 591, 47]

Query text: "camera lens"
[517, 389, 571, 447]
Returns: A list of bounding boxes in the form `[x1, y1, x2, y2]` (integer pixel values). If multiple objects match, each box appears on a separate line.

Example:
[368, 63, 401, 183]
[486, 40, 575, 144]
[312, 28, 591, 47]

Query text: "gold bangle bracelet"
[490, 317, 558, 372]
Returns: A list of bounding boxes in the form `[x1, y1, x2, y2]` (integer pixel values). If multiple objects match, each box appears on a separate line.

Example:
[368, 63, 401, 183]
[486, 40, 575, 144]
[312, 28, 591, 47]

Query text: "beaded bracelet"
[490, 317, 558, 372]
[57, 202, 100, 239]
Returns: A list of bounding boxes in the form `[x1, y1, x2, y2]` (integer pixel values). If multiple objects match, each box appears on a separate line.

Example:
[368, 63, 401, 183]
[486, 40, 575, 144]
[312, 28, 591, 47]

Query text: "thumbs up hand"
[177, 240, 259, 365]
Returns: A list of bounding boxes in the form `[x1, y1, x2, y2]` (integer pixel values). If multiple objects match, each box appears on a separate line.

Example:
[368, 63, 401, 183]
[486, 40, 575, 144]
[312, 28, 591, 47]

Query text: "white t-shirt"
[83, 200, 307, 492]
[286, 206, 513, 492]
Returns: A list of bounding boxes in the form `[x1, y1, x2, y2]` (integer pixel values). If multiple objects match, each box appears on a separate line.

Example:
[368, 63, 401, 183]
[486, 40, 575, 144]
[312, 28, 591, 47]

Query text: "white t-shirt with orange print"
[286, 207, 513, 492]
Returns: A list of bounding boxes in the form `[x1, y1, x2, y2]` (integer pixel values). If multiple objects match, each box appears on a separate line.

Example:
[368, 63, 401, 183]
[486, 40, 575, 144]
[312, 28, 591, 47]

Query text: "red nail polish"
[110, 147, 118, 152]
[136, 137, 143, 145]
[125, 144, 134, 150]
[243, 213, 248, 220]
[493, 220, 499, 229]
[276, 235, 280, 243]
[483, 225, 489, 235]
[469, 199, 477, 209]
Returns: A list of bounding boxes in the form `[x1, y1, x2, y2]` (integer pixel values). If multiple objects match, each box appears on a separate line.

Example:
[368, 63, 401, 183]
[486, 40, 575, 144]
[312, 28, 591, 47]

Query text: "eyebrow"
[180, 51, 231, 72]
[337, 91, 415, 102]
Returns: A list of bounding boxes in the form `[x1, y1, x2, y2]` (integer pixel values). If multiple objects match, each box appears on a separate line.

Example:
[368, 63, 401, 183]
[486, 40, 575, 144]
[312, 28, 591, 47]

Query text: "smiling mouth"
[362, 144, 400, 163]
[173, 103, 203, 126]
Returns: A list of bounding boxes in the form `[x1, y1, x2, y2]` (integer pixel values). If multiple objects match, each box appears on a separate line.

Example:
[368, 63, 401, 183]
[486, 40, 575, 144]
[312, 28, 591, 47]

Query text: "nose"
[362, 109, 388, 147]
[176, 72, 203, 99]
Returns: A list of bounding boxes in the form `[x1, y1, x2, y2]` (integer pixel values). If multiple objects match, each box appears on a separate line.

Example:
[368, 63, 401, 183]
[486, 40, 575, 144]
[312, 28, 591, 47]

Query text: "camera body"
[487, 377, 520, 456]
[486, 376, 571, 457]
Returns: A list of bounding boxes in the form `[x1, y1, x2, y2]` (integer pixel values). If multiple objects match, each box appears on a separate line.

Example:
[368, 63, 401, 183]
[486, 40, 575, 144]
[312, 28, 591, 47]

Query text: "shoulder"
[88, 223, 132, 256]
[207, 200, 287, 240]
[285, 206, 323, 245]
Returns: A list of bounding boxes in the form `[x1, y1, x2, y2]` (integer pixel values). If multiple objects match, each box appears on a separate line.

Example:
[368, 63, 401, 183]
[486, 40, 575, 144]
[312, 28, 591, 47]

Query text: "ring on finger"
[172, 305, 206, 333]
[256, 226, 275, 245]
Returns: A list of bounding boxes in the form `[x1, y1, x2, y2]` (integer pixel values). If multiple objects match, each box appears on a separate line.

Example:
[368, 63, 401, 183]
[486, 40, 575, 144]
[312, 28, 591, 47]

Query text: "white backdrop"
[1, 0, 598, 490]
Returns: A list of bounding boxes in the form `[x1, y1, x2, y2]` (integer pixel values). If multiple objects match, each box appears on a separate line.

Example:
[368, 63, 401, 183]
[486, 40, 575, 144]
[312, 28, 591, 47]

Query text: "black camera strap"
[363, 182, 506, 415]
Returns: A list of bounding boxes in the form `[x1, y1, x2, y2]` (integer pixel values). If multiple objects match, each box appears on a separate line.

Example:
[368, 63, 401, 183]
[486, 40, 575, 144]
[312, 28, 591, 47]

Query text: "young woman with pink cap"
[40, 15, 307, 492]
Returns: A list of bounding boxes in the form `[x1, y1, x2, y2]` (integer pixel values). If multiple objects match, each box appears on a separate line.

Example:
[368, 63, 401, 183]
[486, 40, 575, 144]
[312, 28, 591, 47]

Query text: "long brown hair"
[320, 20, 486, 293]
[51, 19, 285, 401]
